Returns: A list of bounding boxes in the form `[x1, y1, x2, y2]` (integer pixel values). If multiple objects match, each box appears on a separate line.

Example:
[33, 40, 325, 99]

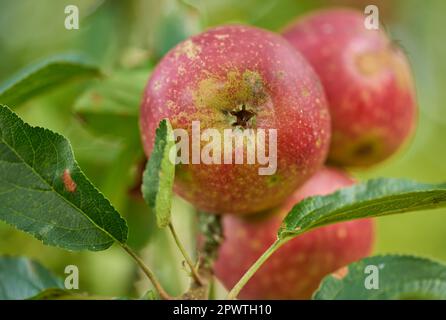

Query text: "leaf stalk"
[168, 222, 204, 285]
[226, 238, 285, 300]
[121, 244, 172, 300]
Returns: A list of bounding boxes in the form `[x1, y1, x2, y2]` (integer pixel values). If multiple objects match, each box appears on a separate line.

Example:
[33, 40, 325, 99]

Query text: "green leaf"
[0, 256, 63, 300]
[152, 1, 202, 60]
[0, 105, 128, 251]
[74, 68, 149, 138]
[140, 289, 159, 300]
[0, 55, 101, 107]
[141, 119, 175, 228]
[279, 178, 446, 240]
[29, 288, 78, 300]
[313, 254, 446, 300]
[30, 288, 108, 300]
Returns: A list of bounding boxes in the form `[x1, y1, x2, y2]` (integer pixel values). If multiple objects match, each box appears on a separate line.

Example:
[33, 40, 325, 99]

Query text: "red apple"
[282, 9, 417, 166]
[214, 167, 374, 299]
[140, 25, 331, 214]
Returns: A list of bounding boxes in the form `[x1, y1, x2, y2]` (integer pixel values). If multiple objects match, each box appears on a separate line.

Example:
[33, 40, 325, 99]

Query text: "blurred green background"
[0, 0, 445, 298]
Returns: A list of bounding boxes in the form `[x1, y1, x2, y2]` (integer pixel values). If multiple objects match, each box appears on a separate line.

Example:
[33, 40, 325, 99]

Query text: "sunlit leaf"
[280, 178, 446, 240]
[141, 119, 175, 228]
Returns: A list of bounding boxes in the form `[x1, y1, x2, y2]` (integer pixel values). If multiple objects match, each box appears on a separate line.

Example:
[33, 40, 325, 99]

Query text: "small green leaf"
[0, 256, 63, 300]
[0, 105, 128, 251]
[74, 68, 149, 138]
[29, 288, 79, 300]
[141, 119, 175, 228]
[313, 255, 446, 300]
[30, 288, 107, 300]
[140, 289, 159, 300]
[0, 55, 101, 107]
[279, 178, 446, 239]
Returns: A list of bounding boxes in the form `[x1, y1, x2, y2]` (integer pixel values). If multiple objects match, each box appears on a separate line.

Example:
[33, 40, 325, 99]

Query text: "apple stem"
[226, 238, 285, 300]
[169, 222, 204, 286]
[121, 244, 172, 300]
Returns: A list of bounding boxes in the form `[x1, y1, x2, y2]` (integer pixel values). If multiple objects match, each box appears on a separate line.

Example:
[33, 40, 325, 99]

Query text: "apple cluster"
[140, 9, 417, 299]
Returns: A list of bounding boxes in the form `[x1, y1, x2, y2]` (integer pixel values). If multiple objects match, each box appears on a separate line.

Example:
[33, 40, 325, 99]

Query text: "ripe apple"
[214, 167, 374, 299]
[140, 25, 331, 214]
[282, 9, 417, 166]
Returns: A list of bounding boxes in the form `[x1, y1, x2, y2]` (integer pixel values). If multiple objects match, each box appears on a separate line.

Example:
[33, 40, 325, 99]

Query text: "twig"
[179, 212, 223, 299]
